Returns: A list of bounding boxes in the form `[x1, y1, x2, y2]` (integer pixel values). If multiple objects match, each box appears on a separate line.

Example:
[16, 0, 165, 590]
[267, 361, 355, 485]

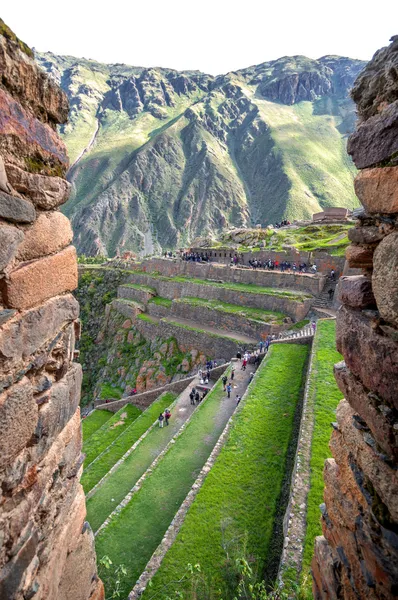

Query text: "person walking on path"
[189, 391, 195, 405]
[226, 383, 232, 398]
[241, 358, 247, 371]
[195, 391, 200, 404]
[164, 409, 171, 426]
[158, 413, 164, 428]
[259, 341, 264, 353]
[222, 375, 228, 391]
[328, 288, 334, 301]
[236, 351, 242, 361]
[236, 395, 241, 405]
[231, 366, 235, 381]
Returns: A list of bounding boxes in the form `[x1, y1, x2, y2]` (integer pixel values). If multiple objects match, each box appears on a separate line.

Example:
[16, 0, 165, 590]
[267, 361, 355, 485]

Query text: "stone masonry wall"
[126, 273, 312, 321]
[147, 300, 282, 338]
[186, 248, 346, 275]
[134, 318, 248, 362]
[138, 258, 326, 295]
[312, 37, 398, 599]
[0, 25, 103, 600]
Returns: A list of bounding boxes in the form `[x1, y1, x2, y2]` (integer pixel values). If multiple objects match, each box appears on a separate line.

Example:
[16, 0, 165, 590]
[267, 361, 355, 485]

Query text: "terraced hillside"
[37, 52, 364, 256]
[79, 343, 309, 598]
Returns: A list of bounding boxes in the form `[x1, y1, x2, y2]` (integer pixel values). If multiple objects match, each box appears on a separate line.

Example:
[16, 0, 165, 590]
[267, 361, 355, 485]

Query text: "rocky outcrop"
[0, 23, 103, 600]
[36, 52, 364, 256]
[312, 36, 398, 600]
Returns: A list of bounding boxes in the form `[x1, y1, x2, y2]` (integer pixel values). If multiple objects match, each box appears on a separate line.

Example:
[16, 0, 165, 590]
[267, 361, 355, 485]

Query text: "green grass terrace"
[140, 343, 309, 599]
[131, 271, 313, 301]
[173, 297, 286, 324]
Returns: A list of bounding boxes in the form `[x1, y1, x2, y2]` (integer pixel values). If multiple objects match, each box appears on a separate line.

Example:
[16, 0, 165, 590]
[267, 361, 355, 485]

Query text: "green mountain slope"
[36, 52, 365, 256]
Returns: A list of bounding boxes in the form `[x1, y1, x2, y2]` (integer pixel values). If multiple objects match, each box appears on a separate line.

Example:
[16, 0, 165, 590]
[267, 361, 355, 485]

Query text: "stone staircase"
[271, 324, 314, 344]
[311, 279, 337, 310]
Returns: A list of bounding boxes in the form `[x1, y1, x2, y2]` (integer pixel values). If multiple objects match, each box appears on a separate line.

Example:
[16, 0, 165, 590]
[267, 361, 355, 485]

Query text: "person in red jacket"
[164, 409, 171, 426]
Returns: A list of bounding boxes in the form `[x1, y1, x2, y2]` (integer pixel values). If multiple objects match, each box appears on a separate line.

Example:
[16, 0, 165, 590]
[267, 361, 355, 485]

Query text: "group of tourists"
[158, 408, 172, 428]
[273, 219, 291, 228]
[181, 252, 210, 262]
[246, 258, 317, 273]
[189, 386, 208, 405]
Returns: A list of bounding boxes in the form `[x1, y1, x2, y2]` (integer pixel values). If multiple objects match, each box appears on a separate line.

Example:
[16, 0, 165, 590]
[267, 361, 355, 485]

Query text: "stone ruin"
[312, 36, 398, 598]
[312, 207, 350, 222]
[0, 23, 103, 600]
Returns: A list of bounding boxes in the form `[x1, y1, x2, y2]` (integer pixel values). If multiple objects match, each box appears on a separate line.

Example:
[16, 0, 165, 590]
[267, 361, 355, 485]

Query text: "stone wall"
[312, 37, 398, 600]
[126, 273, 312, 321]
[134, 317, 249, 362]
[0, 25, 103, 600]
[138, 258, 326, 295]
[95, 363, 228, 412]
[147, 300, 282, 338]
[185, 249, 346, 275]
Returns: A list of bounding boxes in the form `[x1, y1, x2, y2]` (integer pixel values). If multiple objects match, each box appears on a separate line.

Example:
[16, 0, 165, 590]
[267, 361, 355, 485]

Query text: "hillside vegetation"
[36, 52, 364, 256]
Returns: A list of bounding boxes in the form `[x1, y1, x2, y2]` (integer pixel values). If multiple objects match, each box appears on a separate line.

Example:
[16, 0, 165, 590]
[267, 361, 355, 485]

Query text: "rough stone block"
[17, 211, 73, 261]
[351, 36, 398, 121]
[338, 275, 376, 308]
[0, 190, 35, 223]
[345, 244, 375, 269]
[0, 223, 24, 271]
[354, 167, 398, 214]
[312, 536, 342, 600]
[1, 246, 78, 310]
[57, 527, 99, 600]
[336, 306, 398, 407]
[348, 226, 384, 245]
[5, 163, 71, 209]
[0, 378, 37, 466]
[0, 531, 38, 600]
[0, 87, 69, 169]
[36, 363, 82, 451]
[335, 400, 398, 521]
[334, 361, 397, 459]
[0, 154, 11, 193]
[0, 35, 68, 125]
[372, 232, 398, 327]
[347, 100, 398, 168]
[0, 294, 79, 368]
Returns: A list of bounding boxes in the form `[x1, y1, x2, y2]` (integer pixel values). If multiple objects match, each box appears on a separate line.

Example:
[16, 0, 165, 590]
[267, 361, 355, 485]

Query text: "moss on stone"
[0, 18, 34, 58]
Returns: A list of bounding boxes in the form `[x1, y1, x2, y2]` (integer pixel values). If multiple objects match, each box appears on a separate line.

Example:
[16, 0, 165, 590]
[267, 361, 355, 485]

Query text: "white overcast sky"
[2, 1, 398, 75]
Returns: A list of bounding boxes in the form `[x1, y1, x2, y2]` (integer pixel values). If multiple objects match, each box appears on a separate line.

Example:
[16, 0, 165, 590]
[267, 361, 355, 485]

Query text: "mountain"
[36, 52, 366, 256]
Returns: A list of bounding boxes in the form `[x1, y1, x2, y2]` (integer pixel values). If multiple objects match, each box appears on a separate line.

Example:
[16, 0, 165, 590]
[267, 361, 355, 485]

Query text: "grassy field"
[121, 283, 157, 294]
[300, 320, 342, 592]
[82, 410, 112, 441]
[95, 368, 241, 596]
[140, 344, 309, 599]
[83, 404, 142, 468]
[81, 392, 176, 493]
[148, 296, 173, 307]
[176, 297, 286, 324]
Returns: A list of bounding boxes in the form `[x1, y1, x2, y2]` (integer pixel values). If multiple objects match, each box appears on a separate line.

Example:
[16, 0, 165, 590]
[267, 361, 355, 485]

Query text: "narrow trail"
[95, 364, 255, 596]
[68, 118, 100, 171]
[86, 374, 213, 532]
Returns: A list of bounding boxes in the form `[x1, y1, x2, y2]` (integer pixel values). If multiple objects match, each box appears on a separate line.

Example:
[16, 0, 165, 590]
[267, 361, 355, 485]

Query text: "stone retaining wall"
[137, 258, 326, 295]
[312, 38, 398, 600]
[126, 273, 312, 321]
[184, 250, 346, 275]
[0, 25, 103, 600]
[169, 300, 282, 337]
[96, 363, 229, 413]
[135, 317, 248, 362]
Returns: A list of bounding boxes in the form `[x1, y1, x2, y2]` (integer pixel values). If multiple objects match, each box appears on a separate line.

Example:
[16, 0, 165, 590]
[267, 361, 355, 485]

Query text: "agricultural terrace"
[139, 343, 309, 600]
[300, 320, 342, 592]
